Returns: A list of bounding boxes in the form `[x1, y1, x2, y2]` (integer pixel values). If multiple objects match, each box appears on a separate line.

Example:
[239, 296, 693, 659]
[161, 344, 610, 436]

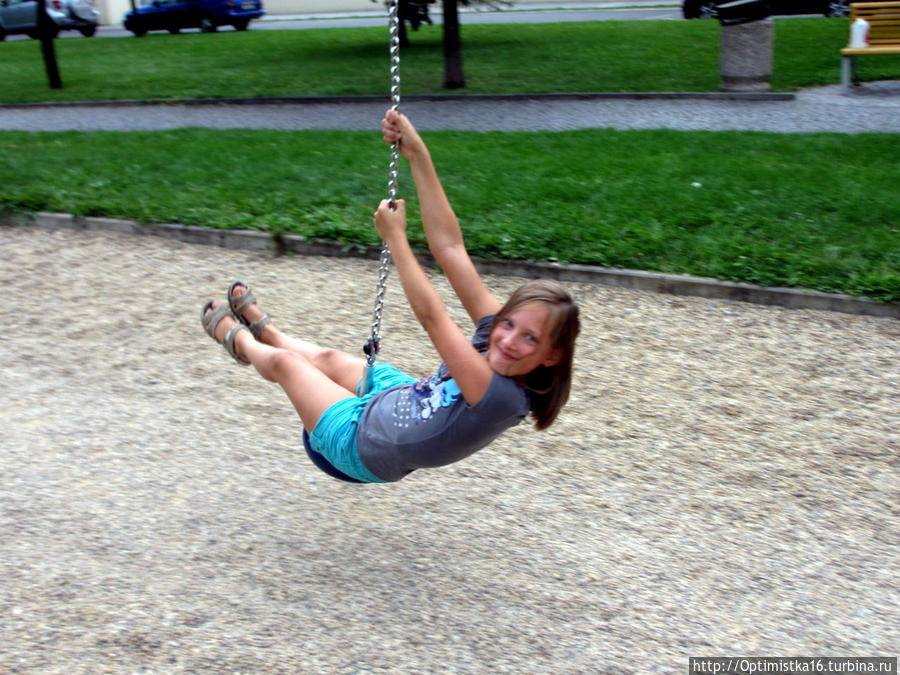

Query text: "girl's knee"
[263, 347, 312, 381]
[314, 347, 350, 371]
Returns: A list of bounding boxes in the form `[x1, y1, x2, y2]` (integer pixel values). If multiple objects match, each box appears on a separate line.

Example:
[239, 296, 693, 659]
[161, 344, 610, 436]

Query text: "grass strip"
[1, 127, 897, 301]
[0, 19, 898, 103]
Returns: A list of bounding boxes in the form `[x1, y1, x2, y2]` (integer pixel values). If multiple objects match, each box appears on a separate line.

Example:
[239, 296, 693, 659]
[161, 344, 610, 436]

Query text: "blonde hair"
[492, 279, 580, 430]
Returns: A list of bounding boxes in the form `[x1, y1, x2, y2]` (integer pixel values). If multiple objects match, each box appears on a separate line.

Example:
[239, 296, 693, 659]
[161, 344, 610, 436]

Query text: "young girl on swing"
[201, 110, 580, 483]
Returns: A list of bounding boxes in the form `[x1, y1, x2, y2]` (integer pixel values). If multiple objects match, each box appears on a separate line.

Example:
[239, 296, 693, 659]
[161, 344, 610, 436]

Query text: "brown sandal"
[201, 300, 251, 365]
[227, 281, 271, 340]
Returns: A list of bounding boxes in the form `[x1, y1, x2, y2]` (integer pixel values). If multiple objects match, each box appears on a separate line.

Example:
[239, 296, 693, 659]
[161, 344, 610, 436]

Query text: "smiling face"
[486, 302, 562, 378]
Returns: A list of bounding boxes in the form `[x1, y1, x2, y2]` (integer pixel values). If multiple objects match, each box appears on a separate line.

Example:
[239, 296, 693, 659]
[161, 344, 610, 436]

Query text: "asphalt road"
[4, 4, 683, 40]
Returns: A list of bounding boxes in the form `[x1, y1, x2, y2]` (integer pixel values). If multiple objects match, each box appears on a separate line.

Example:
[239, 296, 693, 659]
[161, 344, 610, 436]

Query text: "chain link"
[387, 0, 401, 208]
[363, 0, 401, 386]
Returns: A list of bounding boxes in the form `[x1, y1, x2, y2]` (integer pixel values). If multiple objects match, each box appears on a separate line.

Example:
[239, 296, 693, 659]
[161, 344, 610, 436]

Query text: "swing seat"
[302, 429, 366, 484]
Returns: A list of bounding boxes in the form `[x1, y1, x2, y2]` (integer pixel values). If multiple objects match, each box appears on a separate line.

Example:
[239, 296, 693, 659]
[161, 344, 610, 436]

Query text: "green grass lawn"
[2, 128, 897, 301]
[0, 19, 898, 103]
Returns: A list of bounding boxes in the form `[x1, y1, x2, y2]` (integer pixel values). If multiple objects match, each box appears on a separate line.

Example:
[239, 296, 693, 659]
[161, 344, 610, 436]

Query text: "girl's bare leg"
[205, 302, 354, 432]
[229, 283, 366, 394]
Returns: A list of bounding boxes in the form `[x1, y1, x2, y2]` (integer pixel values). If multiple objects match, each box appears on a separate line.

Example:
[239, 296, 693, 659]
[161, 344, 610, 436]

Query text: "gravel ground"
[1, 224, 897, 673]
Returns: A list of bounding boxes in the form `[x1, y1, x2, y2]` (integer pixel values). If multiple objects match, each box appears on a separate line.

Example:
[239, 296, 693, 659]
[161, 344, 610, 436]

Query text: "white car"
[0, 0, 99, 39]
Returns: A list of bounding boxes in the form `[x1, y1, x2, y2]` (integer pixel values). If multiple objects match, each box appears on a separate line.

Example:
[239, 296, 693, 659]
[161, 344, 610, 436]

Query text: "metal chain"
[362, 0, 401, 389]
[387, 0, 401, 208]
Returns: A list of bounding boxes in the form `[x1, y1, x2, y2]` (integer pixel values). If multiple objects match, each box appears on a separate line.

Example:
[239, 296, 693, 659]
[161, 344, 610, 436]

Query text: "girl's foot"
[228, 281, 271, 339]
[201, 300, 251, 365]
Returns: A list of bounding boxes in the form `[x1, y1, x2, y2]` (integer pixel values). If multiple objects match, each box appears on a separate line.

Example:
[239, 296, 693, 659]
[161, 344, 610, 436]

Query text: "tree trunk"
[442, 0, 464, 89]
[37, 0, 63, 89]
[398, 15, 409, 48]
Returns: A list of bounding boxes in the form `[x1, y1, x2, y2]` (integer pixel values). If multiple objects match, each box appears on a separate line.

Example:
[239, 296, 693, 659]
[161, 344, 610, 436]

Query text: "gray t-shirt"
[356, 316, 531, 482]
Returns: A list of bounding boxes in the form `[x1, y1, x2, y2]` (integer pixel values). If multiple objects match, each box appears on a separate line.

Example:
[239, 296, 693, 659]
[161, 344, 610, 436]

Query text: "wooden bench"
[841, 1, 900, 90]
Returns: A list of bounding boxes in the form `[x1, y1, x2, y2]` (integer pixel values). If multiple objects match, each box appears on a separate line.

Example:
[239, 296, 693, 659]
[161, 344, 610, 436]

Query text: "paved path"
[2, 81, 900, 133]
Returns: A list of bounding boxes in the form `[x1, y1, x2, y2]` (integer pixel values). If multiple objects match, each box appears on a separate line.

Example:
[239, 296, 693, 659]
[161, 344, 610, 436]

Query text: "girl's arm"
[374, 199, 493, 406]
[382, 110, 502, 324]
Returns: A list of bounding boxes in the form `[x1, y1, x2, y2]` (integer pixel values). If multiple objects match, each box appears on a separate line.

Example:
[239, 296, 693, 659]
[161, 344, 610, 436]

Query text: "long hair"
[492, 279, 580, 430]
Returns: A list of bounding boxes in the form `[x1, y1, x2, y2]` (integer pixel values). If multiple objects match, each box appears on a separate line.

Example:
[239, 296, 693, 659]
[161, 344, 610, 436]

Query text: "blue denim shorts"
[308, 363, 415, 483]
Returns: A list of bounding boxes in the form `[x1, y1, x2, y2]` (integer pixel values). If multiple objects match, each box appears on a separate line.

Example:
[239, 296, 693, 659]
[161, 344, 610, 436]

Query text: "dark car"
[682, 0, 849, 18]
[0, 0, 98, 39]
[123, 0, 263, 36]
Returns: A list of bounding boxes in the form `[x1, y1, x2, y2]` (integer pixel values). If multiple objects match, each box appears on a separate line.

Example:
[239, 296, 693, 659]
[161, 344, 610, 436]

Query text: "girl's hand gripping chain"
[381, 110, 426, 161]
[374, 198, 407, 244]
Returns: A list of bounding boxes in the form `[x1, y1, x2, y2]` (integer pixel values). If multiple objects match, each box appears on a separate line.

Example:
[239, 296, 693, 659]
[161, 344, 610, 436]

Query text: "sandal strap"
[248, 316, 270, 340]
[228, 280, 270, 338]
[228, 280, 256, 319]
[229, 289, 255, 316]
[201, 301, 231, 340]
[224, 323, 251, 365]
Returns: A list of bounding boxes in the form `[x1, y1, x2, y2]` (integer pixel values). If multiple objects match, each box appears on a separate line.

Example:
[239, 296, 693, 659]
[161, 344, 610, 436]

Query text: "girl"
[201, 110, 580, 483]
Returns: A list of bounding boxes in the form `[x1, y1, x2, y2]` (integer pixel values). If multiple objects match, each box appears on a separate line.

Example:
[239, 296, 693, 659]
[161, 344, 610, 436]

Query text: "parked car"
[682, 0, 849, 19]
[123, 0, 264, 36]
[0, 0, 98, 40]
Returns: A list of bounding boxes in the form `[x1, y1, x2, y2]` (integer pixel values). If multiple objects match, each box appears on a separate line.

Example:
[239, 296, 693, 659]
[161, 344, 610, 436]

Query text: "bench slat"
[842, 46, 900, 53]
[849, 0, 900, 8]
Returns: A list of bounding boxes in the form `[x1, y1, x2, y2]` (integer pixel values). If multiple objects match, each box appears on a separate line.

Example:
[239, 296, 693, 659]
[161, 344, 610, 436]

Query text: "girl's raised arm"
[374, 199, 493, 406]
[382, 110, 502, 324]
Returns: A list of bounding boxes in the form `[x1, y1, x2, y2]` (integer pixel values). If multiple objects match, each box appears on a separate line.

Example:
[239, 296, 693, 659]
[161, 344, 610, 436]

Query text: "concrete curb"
[0, 91, 796, 110]
[6, 211, 896, 319]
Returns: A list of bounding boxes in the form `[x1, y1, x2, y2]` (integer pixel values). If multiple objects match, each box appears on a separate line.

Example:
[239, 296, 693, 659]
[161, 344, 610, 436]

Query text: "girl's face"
[486, 303, 562, 378]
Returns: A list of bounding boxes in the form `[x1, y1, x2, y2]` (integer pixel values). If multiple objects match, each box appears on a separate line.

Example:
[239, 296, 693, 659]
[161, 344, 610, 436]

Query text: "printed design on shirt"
[392, 375, 462, 427]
